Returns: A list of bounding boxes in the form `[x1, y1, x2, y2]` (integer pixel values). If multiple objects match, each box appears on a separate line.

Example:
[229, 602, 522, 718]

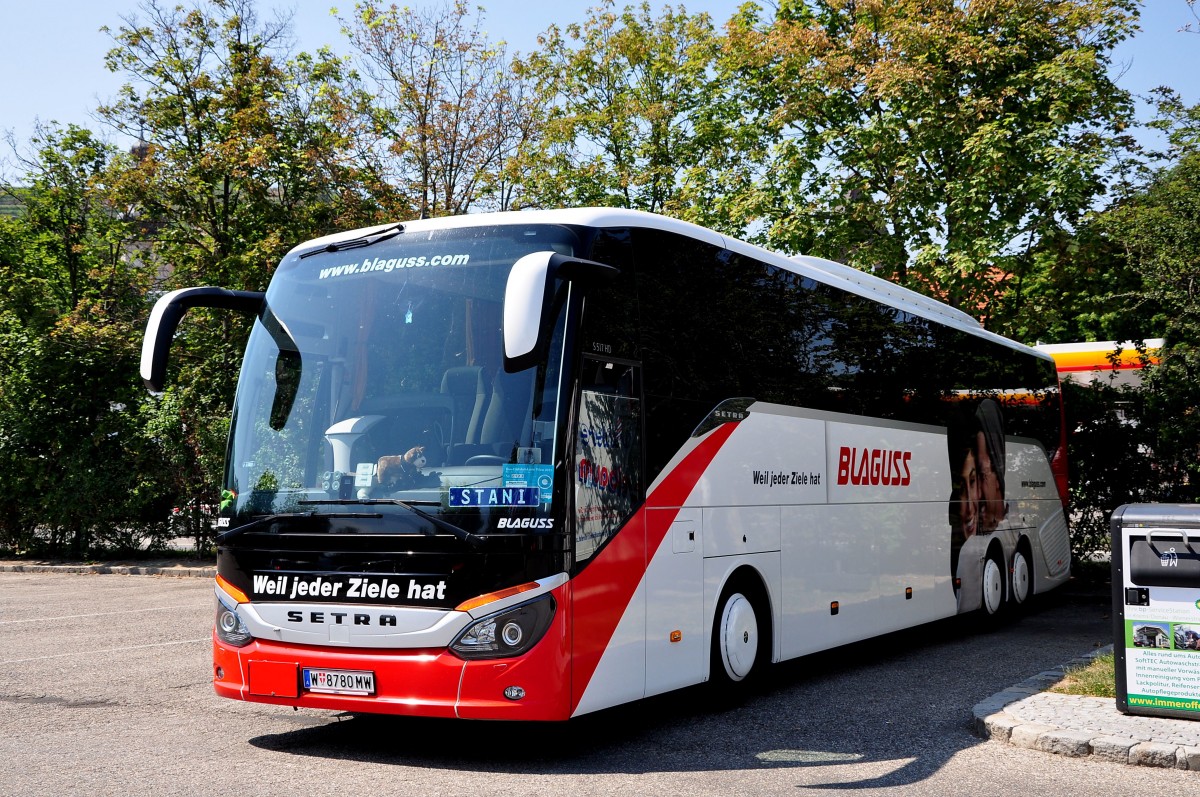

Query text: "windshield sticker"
[318, 253, 471, 279]
[449, 487, 541, 507]
[503, 464, 553, 507]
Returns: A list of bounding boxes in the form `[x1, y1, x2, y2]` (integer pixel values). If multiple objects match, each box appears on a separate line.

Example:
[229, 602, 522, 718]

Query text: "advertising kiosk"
[1112, 504, 1200, 720]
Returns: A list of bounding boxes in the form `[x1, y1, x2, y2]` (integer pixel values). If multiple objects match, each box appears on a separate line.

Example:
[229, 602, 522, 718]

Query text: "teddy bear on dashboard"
[376, 446, 440, 492]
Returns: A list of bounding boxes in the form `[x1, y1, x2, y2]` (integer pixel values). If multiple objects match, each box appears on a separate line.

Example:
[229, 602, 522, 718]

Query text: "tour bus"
[1035, 339, 1163, 388]
[141, 208, 1071, 721]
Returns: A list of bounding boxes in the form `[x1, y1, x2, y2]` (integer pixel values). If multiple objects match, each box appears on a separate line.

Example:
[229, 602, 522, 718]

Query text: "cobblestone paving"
[1008, 692, 1200, 746]
[973, 645, 1200, 769]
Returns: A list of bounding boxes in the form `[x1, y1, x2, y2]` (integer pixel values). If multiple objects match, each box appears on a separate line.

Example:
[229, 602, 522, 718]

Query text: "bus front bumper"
[212, 604, 571, 721]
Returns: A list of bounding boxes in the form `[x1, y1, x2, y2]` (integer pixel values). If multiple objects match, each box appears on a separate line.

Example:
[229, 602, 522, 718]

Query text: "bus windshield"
[223, 224, 581, 529]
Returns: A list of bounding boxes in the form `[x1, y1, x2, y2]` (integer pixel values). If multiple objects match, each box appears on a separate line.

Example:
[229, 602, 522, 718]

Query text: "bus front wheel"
[712, 586, 762, 684]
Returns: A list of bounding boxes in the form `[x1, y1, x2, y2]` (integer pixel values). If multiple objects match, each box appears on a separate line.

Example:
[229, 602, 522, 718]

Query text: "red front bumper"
[212, 587, 572, 721]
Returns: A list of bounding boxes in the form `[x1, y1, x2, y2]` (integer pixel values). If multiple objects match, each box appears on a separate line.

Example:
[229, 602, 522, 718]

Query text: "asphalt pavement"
[5, 558, 1199, 770]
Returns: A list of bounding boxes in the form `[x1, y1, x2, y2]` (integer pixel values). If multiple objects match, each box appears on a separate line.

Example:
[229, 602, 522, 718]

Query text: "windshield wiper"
[298, 223, 404, 258]
[218, 512, 312, 544]
[298, 498, 482, 548]
[216, 510, 384, 544]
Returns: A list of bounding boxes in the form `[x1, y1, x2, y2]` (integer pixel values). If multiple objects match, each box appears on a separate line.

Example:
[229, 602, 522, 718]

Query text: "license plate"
[302, 668, 375, 695]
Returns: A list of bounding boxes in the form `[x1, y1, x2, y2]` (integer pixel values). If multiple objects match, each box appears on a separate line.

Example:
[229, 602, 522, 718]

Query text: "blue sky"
[1, 1, 1196, 155]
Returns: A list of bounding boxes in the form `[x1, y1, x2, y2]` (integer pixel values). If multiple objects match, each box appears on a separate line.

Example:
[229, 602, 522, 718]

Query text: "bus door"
[570, 355, 646, 714]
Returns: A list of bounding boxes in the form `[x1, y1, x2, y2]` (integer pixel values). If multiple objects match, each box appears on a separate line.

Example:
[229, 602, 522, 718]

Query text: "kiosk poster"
[1123, 618, 1200, 714]
[1119, 522, 1200, 717]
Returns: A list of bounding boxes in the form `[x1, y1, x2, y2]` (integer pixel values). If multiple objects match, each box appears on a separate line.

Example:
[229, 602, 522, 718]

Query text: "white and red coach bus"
[1035, 338, 1163, 388]
[141, 208, 1071, 720]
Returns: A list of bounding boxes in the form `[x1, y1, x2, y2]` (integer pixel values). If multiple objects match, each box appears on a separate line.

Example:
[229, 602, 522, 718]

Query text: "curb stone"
[973, 644, 1200, 769]
[0, 562, 215, 578]
[1129, 742, 1183, 769]
[1090, 735, 1136, 765]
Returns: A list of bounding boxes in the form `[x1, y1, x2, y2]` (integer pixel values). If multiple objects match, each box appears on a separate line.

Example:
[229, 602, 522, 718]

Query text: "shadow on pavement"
[248, 588, 1111, 787]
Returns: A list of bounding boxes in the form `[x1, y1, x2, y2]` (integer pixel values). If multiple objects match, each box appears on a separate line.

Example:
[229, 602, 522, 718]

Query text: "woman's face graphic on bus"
[958, 448, 979, 539]
[976, 430, 1005, 532]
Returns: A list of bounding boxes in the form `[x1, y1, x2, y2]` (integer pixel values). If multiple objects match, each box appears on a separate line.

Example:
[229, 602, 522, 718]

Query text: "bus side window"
[574, 357, 643, 566]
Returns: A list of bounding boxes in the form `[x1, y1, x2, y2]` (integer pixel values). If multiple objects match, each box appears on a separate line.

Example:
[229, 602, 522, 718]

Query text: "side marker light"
[216, 573, 249, 604]
[455, 581, 540, 613]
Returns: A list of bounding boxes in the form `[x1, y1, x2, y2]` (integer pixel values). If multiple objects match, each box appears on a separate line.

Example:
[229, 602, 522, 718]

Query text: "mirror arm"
[141, 287, 264, 391]
[503, 253, 618, 373]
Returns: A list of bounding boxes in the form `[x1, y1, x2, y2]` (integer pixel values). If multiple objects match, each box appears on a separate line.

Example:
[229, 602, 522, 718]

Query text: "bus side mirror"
[141, 287, 265, 391]
[503, 251, 618, 373]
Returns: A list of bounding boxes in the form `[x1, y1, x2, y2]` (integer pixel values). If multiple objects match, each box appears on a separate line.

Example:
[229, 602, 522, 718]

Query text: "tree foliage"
[1045, 101, 1200, 561]
[341, 0, 535, 215]
[1, 0, 1198, 566]
[1098, 152, 1200, 502]
[1061, 378, 1157, 563]
[99, 0, 369, 289]
[511, 1, 738, 221]
[0, 125, 167, 555]
[88, 0, 388, 551]
[725, 0, 1140, 328]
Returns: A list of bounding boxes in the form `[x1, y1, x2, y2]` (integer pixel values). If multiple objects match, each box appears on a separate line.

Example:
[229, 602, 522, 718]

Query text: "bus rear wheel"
[1011, 549, 1032, 606]
[982, 551, 1006, 616]
[712, 585, 762, 684]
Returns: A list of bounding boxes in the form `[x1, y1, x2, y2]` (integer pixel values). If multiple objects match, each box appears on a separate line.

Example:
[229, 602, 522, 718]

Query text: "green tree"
[97, 0, 374, 548]
[1099, 151, 1200, 500]
[1061, 378, 1158, 562]
[511, 1, 740, 222]
[100, 0, 366, 290]
[1052, 79, 1200, 560]
[996, 220, 1163, 345]
[725, 0, 1140, 328]
[0, 125, 166, 556]
[340, 0, 535, 215]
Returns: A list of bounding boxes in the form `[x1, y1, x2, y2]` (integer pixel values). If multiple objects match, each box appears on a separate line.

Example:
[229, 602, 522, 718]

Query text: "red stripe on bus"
[569, 421, 739, 713]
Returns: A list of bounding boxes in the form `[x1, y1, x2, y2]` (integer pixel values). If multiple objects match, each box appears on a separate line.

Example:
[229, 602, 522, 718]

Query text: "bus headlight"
[215, 593, 254, 647]
[450, 594, 555, 660]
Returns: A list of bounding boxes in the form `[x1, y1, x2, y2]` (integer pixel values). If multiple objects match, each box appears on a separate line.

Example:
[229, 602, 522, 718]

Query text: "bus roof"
[288, 207, 1047, 363]
[786, 253, 981, 329]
